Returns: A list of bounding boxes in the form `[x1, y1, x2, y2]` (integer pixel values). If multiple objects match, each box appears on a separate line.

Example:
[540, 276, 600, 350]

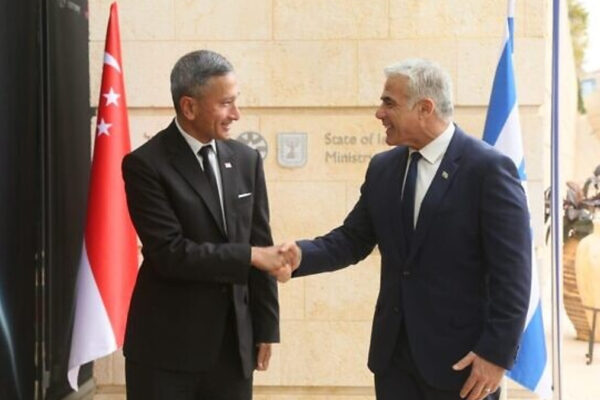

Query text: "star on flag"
[97, 118, 112, 136]
[102, 87, 120, 106]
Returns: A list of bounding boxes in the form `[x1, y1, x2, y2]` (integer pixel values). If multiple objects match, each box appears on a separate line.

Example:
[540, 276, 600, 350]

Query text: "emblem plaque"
[236, 131, 268, 160]
[277, 132, 307, 168]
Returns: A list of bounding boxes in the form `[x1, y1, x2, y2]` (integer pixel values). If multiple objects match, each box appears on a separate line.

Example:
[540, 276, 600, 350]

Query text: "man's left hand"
[453, 351, 504, 400]
[256, 343, 272, 371]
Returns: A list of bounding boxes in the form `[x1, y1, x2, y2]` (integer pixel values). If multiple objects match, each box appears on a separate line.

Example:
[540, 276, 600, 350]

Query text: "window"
[581, 78, 597, 96]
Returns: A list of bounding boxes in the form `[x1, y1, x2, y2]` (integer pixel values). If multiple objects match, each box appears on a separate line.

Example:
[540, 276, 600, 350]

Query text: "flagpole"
[550, 0, 563, 399]
[481, 1, 552, 397]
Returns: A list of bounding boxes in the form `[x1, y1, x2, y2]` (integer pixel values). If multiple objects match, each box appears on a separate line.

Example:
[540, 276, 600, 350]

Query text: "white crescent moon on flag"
[103, 52, 121, 73]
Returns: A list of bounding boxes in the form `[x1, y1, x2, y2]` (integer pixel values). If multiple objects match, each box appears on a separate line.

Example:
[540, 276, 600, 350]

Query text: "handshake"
[251, 242, 302, 283]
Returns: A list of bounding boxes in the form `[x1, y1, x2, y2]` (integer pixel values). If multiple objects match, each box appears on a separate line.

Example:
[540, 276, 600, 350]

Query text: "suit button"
[402, 270, 411, 277]
[393, 307, 400, 313]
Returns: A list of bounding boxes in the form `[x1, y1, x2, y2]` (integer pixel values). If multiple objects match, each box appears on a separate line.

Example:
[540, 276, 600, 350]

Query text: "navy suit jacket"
[295, 126, 531, 390]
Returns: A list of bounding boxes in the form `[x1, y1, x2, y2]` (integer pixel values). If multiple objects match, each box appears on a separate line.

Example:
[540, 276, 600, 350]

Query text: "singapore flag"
[67, 2, 138, 390]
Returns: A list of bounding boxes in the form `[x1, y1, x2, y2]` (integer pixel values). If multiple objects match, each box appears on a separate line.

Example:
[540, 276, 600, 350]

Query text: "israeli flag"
[482, 1, 552, 398]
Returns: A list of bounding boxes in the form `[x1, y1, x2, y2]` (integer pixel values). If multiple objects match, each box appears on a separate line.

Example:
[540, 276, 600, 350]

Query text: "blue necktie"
[401, 152, 421, 249]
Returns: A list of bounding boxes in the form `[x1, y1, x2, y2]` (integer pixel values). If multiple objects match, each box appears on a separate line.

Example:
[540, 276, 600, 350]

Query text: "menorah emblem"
[278, 132, 307, 168]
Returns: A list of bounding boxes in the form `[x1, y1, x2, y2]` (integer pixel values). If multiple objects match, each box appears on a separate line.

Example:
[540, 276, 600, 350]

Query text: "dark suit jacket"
[122, 121, 279, 378]
[294, 126, 531, 390]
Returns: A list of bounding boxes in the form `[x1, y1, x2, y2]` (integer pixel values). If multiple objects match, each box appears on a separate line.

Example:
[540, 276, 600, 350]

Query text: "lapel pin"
[441, 171, 448, 179]
[224, 162, 232, 169]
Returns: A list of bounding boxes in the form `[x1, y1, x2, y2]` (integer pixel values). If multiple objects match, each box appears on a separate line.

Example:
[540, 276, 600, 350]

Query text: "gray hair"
[384, 59, 454, 121]
[170, 50, 234, 112]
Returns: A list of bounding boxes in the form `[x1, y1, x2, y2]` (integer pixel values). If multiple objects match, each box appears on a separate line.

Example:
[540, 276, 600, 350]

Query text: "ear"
[179, 96, 196, 121]
[418, 98, 435, 118]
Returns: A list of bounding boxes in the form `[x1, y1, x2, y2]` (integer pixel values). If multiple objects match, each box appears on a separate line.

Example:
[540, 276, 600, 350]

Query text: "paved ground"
[506, 322, 600, 400]
[559, 324, 600, 400]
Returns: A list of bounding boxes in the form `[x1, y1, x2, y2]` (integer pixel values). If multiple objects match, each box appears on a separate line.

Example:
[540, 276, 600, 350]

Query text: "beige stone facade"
[577, 69, 600, 182]
[87, 0, 599, 398]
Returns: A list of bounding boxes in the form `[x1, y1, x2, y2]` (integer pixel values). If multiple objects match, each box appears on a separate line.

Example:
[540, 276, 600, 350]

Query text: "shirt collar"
[410, 122, 455, 164]
[174, 116, 217, 156]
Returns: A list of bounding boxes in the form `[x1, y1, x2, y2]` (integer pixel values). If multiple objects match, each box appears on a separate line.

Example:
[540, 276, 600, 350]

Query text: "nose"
[231, 103, 241, 121]
[375, 105, 384, 120]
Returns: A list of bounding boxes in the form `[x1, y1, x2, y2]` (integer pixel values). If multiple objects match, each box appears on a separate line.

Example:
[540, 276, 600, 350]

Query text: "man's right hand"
[251, 246, 287, 271]
[279, 241, 301, 272]
[250, 243, 302, 283]
[251, 245, 293, 283]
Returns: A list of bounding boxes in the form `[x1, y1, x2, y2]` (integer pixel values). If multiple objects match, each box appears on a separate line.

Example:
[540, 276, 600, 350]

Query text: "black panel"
[43, 0, 92, 398]
[0, 0, 42, 399]
[0, 0, 91, 398]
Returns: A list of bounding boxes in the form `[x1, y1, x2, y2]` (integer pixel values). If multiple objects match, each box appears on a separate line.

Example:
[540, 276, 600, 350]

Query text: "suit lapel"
[216, 141, 237, 241]
[392, 147, 410, 260]
[406, 128, 466, 264]
[165, 124, 227, 238]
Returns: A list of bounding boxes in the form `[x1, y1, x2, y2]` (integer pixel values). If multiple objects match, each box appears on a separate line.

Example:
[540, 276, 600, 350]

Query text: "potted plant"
[558, 165, 600, 340]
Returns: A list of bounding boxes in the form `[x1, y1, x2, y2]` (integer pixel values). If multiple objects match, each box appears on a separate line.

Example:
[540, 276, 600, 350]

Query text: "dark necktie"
[401, 151, 422, 249]
[198, 145, 221, 209]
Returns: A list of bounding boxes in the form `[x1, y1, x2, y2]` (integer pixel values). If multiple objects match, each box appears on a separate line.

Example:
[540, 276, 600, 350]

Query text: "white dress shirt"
[402, 123, 455, 228]
[174, 117, 227, 231]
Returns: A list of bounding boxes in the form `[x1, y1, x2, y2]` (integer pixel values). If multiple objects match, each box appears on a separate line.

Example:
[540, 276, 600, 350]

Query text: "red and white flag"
[68, 2, 138, 390]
